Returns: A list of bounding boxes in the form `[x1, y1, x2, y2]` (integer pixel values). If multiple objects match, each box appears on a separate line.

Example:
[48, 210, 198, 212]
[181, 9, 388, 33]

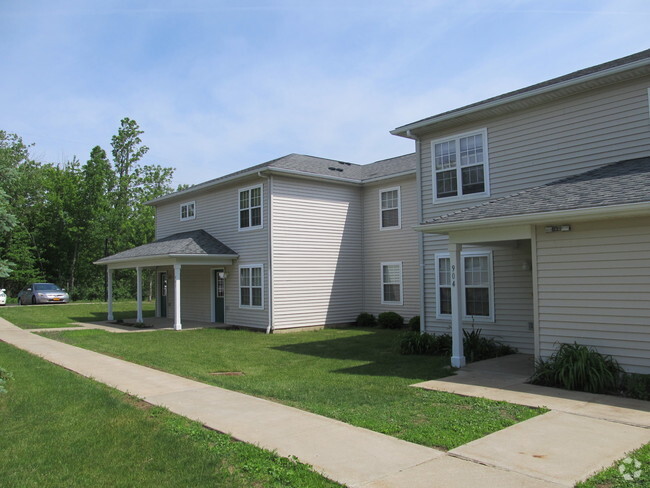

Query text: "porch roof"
[417, 157, 650, 233]
[94, 229, 238, 269]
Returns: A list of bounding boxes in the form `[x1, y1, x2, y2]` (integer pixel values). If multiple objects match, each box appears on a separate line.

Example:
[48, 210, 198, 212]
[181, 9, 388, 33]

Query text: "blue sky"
[2, 1, 649, 186]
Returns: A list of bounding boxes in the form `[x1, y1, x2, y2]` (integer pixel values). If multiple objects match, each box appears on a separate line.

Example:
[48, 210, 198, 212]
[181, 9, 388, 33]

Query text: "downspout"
[406, 129, 426, 334]
[258, 171, 274, 334]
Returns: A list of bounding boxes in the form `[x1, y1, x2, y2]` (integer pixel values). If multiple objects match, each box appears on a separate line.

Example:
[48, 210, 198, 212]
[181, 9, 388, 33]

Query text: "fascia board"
[392, 58, 650, 137]
[415, 202, 650, 234]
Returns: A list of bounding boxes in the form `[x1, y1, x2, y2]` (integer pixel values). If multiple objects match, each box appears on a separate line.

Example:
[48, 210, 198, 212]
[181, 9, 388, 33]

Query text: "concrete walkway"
[415, 354, 650, 486]
[1, 319, 648, 487]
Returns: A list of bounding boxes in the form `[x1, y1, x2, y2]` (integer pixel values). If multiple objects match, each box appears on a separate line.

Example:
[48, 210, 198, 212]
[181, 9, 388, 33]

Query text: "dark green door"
[160, 272, 168, 318]
[214, 270, 225, 323]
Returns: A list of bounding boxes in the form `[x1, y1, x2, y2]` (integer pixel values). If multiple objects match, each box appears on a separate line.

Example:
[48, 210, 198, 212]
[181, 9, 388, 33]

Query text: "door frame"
[211, 268, 226, 324]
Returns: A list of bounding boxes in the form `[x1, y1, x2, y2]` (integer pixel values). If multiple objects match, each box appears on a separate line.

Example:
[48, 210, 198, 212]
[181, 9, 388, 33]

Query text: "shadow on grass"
[272, 328, 454, 381]
[69, 310, 156, 323]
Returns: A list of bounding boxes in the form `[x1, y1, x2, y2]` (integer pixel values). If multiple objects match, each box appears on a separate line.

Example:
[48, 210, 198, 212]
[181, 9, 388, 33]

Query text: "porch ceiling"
[94, 229, 238, 270]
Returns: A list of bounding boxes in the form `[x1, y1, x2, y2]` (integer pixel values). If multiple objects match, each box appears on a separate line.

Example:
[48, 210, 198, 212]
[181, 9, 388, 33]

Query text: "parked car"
[17, 283, 70, 305]
[0, 289, 6, 306]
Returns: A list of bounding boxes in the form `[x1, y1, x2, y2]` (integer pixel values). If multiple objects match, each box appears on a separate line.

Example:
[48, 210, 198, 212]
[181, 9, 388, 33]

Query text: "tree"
[0, 120, 177, 299]
[0, 132, 33, 278]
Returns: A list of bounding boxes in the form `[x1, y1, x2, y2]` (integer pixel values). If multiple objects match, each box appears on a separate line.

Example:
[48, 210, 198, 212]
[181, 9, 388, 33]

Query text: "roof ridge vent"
[338, 161, 352, 166]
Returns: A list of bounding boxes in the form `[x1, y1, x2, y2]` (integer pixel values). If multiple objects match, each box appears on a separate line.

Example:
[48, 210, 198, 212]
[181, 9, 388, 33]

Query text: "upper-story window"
[239, 185, 263, 230]
[432, 129, 489, 201]
[380, 187, 401, 230]
[180, 201, 195, 221]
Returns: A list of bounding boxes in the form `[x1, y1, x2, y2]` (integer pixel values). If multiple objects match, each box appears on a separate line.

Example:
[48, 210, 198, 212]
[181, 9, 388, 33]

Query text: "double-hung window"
[240, 265, 263, 308]
[180, 201, 195, 221]
[435, 252, 493, 321]
[381, 262, 403, 305]
[380, 187, 401, 230]
[239, 185, 262, 230]
[432, 129, 489, 200]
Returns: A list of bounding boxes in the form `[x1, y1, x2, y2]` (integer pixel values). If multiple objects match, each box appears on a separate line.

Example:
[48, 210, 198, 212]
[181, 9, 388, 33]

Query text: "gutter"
[257, 171, 274, 334]
[415, 201, 650, 234]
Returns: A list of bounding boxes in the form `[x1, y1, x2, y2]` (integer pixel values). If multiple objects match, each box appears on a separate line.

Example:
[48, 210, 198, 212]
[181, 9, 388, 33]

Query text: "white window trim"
[431, 128, 490, 203]
[380, 261, 403, 306]
[435, 251, 494, 322]
[239, 264, 264, 309]
[180, 201, 196, 221]
[379, 186, 401, 231]
[238, 184, 264, 231]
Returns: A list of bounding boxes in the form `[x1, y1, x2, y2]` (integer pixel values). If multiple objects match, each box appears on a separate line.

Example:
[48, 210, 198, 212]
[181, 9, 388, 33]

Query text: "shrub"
[620, 372, 650, 401]
[530, 342, 623, 394]
[408, 315, 420, 332]
[399, 331, 435, 355]
[377, 312, 404, 329]
[462, 328, 516, 363]
[399, 331, 452, 356]
[354, 312, 376, 328]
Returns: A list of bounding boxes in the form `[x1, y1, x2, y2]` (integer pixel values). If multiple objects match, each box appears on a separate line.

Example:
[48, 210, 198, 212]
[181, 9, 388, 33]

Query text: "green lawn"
[0, 341, 342, 488]
[0, 301, 154, 328]
[41, 324, 542, 450]
[577, 443, 650, 488]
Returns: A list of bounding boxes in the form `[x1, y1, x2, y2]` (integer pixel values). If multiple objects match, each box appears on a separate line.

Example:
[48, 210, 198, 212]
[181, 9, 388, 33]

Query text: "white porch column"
[449, 243, 466, 368]
[107, 268, 114, 321]
[136, 267, 143, 323]
[173, 264, 182, 330]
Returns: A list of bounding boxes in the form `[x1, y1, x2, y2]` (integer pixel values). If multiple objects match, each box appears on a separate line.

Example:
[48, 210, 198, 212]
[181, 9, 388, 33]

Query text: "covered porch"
[417, 157, 650, 372]
[94, 230, 238, 330]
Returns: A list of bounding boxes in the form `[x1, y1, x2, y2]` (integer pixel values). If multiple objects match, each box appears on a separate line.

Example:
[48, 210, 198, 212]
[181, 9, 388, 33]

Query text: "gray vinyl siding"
[153, 176, 269, 329]
[422, 235, 535, 353]
[362, 175, 419, 320]
[536, 218, 650, 374]
[271, 176, 363, 329]
[419, 76, 650, 222]
[418, 76, 650, 354]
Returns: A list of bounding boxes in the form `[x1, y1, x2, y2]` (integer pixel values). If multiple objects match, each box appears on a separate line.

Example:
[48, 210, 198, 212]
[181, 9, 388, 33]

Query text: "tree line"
[0, 118, 180, 300]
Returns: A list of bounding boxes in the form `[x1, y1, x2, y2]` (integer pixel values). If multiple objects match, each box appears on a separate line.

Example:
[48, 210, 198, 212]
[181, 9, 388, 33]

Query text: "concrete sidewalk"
[1, 319, 648, 487]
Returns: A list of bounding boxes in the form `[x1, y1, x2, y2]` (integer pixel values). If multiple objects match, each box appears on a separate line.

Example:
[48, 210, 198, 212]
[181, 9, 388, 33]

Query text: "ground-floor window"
[239, 265, 263, 309]
[435, 251, 493, 321]
[381, 262, 403, 305]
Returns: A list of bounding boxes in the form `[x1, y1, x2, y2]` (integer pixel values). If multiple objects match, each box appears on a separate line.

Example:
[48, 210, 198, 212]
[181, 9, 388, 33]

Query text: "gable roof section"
[393, 48, 650, 137]
[149, 152, 416, 205]
[418, 157, 650, 231]
[95, 229, 238, 268]
[360, 153, 417, 181]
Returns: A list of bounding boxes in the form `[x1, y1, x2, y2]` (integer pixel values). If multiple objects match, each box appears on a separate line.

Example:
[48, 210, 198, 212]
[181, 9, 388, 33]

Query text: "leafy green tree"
[0, 132, 34, 279]
[0, 119, 176, 299]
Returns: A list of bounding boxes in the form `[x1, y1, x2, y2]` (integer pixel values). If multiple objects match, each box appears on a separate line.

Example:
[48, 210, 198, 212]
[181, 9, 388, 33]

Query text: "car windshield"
[33, 284, 62, 291]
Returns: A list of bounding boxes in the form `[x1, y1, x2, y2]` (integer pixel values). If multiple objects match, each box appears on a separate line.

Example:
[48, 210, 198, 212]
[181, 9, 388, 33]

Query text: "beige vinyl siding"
[419, 76, 650, 222]
[362, 175, 419, 319]
[271, 176, 363, 329]
[153, 176, 269, 329]
[536, 218, 650, 374]
[422, 234, 535, 353]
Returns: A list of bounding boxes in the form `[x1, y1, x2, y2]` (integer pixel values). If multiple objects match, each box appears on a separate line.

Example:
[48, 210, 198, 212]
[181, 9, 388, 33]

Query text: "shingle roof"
[95, 229, 237, 263]
[149, 152, 416, 205]
[359, 153, 417, 180]
[424, 157, 650, 226]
